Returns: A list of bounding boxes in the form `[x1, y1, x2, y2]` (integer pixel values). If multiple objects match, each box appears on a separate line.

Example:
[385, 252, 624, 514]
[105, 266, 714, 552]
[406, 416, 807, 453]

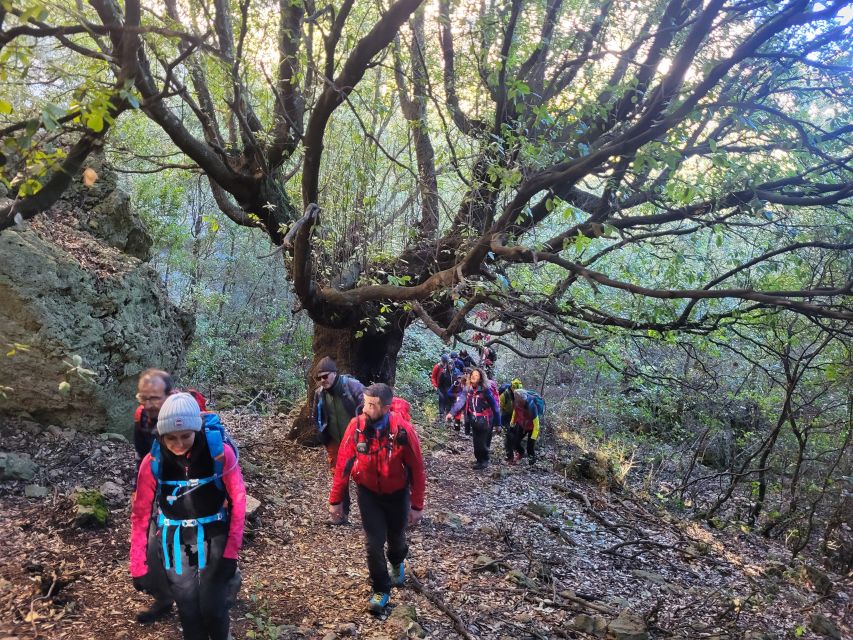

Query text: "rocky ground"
[0, 412, 850, 639]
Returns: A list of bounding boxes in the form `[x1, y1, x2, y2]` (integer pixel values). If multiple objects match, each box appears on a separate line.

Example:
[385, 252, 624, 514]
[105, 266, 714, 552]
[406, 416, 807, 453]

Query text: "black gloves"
[215, 558, 237, 581]
[132, 576, 147, 592]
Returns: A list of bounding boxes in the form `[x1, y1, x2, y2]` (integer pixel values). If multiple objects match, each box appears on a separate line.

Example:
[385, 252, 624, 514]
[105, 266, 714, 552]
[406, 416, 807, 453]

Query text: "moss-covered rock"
[0, 166, 193, 435]
[73, 490, 109, 528]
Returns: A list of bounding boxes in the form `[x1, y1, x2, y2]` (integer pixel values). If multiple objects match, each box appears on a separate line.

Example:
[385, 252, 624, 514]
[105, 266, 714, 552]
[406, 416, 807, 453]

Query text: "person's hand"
[408, 508, 423, 527]
[215, 558, 237, 581]
[132, 576, 147, 592]
[329, 503, 345, 523]
[445, 414, 453, 421]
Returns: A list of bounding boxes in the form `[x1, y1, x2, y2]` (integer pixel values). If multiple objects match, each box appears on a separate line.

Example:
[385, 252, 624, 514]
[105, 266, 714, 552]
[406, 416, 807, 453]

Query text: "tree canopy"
[1, 0, 851, 379]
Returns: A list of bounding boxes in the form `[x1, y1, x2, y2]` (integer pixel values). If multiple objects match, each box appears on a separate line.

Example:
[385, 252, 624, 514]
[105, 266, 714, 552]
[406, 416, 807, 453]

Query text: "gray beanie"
[157, 392, 203, 435]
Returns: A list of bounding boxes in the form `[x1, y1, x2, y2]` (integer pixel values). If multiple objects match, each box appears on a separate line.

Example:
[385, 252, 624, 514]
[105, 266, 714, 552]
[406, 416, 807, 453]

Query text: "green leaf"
[86, 112, 104, 132]
[0, 99, 11, 114]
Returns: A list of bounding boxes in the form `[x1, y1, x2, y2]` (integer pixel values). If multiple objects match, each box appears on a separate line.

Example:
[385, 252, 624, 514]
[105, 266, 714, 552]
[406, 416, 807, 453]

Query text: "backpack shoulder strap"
[149, 439, 162, 488]
[339, 374, 355, 405]
[389, 413, 410, 448]
[203, 414, 226, 490]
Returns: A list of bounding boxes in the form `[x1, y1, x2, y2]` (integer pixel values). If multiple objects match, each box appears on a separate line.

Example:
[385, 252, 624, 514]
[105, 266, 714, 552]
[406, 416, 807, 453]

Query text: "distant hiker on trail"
[450, 350, 464, 374]
[430, 354, 455, 419]
[312, 356, 365, 524]
[134, 369, 206, 477]
[328, 383, 426, 614]
[479, 344, 497, 377]
[508, 388, 545, 466]
[458, 348, 476, 369]
[130, 393, 246, 640]
[447, 367, 501, 469]
[445, 370, 468, 432]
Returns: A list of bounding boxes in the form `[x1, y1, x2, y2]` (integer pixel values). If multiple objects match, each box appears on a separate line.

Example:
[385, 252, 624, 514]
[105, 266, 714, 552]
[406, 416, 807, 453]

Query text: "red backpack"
[390, 396, 412, 423]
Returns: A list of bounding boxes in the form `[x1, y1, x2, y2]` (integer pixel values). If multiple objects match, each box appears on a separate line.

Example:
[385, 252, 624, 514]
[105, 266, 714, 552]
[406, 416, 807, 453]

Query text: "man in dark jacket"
[329, 383, 425, 614]
[312, 356, 364, 523]
[131, 369, 175, 624]
[134, 369, 173, 474]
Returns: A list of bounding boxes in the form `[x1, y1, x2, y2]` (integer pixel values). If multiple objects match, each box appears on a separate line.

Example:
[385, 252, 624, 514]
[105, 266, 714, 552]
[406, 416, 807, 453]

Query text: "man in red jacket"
[329, 383, 426, 614]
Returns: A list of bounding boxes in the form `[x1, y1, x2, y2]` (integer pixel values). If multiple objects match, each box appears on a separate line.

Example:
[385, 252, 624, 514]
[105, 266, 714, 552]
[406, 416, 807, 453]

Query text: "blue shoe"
[368, 592, 390, 613]
[391, 561, 405, 587]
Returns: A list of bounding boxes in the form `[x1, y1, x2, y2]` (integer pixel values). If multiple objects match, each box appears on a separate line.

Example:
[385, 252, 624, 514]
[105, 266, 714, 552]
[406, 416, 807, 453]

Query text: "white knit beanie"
[157, 392, 203, 435]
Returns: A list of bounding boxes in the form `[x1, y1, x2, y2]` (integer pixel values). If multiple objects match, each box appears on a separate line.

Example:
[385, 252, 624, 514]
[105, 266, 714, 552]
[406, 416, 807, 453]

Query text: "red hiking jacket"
[430, 363, 442, 388]
[329, 410, 426, 511]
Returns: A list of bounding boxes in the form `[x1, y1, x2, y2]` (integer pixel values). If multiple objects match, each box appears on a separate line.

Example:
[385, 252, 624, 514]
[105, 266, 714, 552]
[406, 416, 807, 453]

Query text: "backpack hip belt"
[157, 507, 228, 575]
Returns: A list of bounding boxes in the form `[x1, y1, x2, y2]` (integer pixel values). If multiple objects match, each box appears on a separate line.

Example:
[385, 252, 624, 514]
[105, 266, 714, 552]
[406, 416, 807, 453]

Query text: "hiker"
[312, 356, 365, 524]
[445, 371, 468, 432]
[130, 393, 246, 640]
[447, 367, 501, 469]
[328, 383, 426, 614]
[508, 389, 545, 466]
[449, 351, 464, 374]
[479, 344, 497, 377]
[134, 369, 206, 476]
[458, 348, 476, 369]
[430, 354, 455, 418]
[132, 369, 207, 624]
[500, 379, 522, 462]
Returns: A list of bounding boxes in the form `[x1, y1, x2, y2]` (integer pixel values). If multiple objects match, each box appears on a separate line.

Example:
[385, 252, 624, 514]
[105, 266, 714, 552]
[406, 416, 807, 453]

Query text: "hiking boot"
[136, 599, 173, 624]
[391, 561, 406, 587]
[368, 592, 390, 613]
[528, 456, 536, 467]
[472, 461, 488, 470]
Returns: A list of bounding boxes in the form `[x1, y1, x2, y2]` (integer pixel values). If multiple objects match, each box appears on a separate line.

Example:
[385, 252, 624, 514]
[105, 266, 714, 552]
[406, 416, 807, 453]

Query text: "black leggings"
[357, 486, 409, 594]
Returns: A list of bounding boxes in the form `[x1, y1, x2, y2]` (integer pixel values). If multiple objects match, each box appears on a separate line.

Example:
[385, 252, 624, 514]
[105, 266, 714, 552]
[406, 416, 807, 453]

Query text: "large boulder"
[0, 165, 192, 435]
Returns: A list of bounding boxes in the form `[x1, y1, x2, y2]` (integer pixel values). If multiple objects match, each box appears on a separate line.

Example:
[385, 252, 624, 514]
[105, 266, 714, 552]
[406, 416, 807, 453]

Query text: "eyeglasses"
[136, 393, 166, 403]
[315, 373, 331, 381]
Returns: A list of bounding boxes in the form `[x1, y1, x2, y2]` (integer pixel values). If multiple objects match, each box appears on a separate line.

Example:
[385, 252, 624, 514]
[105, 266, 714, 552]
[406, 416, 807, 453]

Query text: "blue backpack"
[149, 413, 238, 574]
[527, 391, 546, 418]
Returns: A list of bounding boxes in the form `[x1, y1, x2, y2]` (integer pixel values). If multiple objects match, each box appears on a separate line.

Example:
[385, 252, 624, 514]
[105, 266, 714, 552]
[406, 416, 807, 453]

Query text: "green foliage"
[244, 588, 284, 640]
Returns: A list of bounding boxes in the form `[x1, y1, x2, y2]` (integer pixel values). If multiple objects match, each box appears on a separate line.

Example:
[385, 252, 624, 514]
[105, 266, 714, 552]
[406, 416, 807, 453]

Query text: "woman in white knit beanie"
[129, 392, 247, 640]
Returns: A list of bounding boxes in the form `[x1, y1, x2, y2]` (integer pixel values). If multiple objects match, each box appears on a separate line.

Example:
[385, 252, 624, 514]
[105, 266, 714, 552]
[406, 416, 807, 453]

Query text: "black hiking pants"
[357, 486, 409, 594]
[437, 387, 453, 417]
[507, 425, 536, 461]
[472, 416, 493, 463]
[162, 530, 241, 640]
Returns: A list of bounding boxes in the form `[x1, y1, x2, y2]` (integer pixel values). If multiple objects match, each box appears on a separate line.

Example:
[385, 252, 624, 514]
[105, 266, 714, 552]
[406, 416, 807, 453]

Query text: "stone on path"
[73, 489, 109, 528]
[0, 451, 38, 480]
[809, 613, 841, 639]
[572, 613, 607, 636]
[387, 603, 425, 638]
[607, 610, 648, 640]
[24, 484, 49, 498]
